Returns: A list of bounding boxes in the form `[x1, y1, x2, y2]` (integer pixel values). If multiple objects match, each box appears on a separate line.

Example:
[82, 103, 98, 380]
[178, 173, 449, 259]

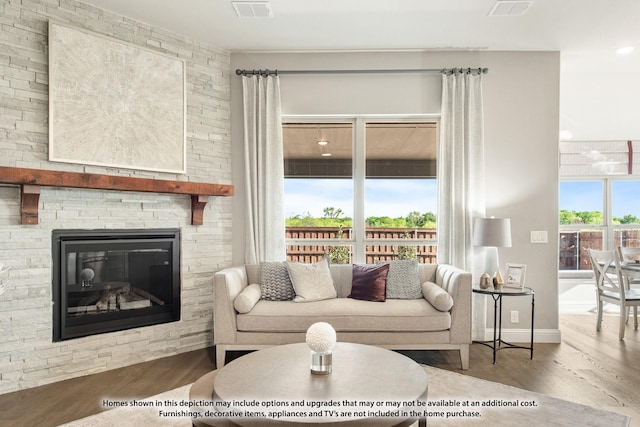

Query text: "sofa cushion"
[377, 259, 422, 299]
[422, 281, 454, 312]
[349, 263, 389, 302]
[237, 298, 451, 333]
[287, 258, 337, 303]
[234, 283, 262, 313]
[260, 262, 295, 301]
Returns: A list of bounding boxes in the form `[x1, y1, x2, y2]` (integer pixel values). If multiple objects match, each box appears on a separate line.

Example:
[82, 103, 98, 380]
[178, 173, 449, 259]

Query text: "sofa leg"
[215, 345, 226, 369]
[460, 344, 469, 370]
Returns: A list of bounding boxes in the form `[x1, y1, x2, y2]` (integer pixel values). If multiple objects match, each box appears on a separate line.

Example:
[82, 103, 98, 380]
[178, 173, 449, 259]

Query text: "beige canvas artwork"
[48, 22, 186, 173]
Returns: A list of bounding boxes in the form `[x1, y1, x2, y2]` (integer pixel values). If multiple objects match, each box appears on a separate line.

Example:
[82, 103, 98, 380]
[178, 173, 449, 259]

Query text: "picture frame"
[48, 22, 187, 174]
[505, 263, 527, 289]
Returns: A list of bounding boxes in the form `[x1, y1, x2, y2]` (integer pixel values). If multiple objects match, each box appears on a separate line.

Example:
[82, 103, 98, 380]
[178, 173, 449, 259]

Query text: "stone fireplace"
[0, 0, 232, 395]
[52, 229, 181, 341]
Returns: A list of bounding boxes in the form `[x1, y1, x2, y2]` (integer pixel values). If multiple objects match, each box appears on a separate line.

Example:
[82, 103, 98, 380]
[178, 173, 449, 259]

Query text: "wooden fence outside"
[287, 227, 640, 268]
[286, 227, 437, 264]
[559, 229, 640, 270]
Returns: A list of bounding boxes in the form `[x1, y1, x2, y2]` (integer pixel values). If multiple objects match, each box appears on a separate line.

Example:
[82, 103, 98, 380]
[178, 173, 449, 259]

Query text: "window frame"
[283, 114, 439, 264]
[559, 176, 640, 277]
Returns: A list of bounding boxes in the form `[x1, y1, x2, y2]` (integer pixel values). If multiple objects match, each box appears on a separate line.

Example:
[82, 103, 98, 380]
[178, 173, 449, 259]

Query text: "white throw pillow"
[421, 281, 454, 312]
[287, 258, 337, 303]
[233, 283, 262, 313]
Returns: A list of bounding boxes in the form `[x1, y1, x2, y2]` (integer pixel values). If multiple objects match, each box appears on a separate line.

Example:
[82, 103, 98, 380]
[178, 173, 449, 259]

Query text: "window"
[559, 181, 604, 271]
[559, 140, 640, 273]
[283, 122, 354, 263]
[283, 118, 438, 264]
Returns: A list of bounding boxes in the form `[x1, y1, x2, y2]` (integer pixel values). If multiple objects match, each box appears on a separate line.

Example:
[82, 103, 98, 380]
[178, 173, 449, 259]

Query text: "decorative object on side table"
[505, 263, 527, 289]
[492, 270, 504, 290]
[473, 217, 512, 287]
[479, 273, 491, 289]
[305, 322, 336, 375]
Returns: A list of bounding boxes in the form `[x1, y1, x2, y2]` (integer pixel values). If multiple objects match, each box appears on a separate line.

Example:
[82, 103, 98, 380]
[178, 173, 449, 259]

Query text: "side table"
[473, 286, 535, 363]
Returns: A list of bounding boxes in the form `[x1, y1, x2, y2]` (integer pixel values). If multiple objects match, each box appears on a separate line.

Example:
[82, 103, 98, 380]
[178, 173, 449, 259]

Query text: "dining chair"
[617, 246, 640, 323]
[617, 246, 640, 282]
[589, 249, 640, 339]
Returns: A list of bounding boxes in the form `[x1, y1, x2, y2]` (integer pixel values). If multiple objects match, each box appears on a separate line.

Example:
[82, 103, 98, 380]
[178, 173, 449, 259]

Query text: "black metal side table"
[473, 286, 535, 363]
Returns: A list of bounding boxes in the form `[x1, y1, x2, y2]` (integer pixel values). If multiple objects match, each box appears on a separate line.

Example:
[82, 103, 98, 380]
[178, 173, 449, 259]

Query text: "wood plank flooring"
[0, 313, 638, 426]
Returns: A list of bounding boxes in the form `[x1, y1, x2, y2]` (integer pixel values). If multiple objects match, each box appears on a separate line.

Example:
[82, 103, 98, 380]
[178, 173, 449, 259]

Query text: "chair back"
[589, 249, 626, 295]
[618, 246, 640, 264]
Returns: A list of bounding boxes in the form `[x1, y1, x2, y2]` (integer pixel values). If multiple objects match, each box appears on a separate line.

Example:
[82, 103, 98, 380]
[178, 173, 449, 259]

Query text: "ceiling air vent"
[232, 1, 273, 18]
[488, 1, 532, 16]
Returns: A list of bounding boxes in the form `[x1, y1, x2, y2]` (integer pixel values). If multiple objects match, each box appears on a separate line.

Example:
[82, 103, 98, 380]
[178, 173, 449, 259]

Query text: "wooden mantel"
[0, 166, 234, 225]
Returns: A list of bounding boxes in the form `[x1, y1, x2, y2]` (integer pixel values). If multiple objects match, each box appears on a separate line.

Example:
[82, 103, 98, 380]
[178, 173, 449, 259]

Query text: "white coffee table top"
[212, 342, 428, 426]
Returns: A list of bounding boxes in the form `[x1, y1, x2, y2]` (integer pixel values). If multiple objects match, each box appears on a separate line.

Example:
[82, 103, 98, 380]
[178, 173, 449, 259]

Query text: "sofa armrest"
[214, 266, 249, 345]
[435, 264, 472, 344]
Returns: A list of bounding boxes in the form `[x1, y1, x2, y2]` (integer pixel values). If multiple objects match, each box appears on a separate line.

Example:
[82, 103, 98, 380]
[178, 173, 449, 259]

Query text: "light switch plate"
[530, 230, 548, 243]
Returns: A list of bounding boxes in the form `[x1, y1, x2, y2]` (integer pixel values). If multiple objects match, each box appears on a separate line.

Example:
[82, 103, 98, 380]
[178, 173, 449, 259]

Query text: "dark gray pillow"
[376, 259, 421, 299]
[260, 262, 296, 301]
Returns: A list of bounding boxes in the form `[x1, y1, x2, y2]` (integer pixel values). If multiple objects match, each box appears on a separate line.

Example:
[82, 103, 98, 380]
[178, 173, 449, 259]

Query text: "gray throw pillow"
[260, 262, 296, 301]
[376, 259, 422, 299]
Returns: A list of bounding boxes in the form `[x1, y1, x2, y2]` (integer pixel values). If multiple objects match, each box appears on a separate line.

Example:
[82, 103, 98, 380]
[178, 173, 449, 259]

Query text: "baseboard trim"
[482, 328, 561, 343]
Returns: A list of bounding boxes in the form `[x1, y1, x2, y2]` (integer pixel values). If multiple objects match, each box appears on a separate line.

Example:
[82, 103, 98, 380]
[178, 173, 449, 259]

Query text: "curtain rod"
[235, 67, 489, 77]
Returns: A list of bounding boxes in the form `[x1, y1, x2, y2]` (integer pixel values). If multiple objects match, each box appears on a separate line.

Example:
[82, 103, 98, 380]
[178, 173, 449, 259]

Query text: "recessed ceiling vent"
[232, 1, 273, 18]
[488, 1, 532, 16]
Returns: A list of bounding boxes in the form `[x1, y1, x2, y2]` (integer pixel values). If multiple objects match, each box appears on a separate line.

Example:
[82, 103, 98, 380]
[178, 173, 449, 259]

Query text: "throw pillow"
[349, 263, 390, 302]
[376, 259, 421, 299]
[287, 257, 337, 303]
[421, 281, 454, 312]
[260, 262, 296, 301]
[234, 283, 262, 313]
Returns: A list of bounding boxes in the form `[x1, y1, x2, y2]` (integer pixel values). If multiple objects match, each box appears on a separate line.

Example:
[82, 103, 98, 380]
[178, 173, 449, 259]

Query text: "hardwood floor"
[0, 348, 216, 426]
[0, 313, 638, 426]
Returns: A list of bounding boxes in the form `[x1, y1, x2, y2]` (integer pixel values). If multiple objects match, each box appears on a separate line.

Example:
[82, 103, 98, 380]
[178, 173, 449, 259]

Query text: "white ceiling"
[78, 0, 640, 139]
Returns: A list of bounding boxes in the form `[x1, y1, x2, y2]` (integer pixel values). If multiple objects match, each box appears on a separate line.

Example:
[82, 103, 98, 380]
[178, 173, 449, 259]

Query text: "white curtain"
[242, 75, 286, 264]
[437, 72, 487, 340]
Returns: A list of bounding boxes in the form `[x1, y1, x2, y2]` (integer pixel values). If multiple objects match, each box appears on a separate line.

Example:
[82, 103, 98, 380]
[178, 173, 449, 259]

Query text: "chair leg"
[596, 297, 604, 331]
[619, 305, 626, 340]
[634, 306, 638, 330]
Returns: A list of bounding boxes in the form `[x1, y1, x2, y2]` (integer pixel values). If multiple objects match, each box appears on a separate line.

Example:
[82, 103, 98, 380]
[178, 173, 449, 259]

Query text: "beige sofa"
[213, 263, 472, 369]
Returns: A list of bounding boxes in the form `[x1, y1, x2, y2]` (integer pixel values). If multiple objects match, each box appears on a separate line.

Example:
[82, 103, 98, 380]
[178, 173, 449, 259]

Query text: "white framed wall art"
[48, 22, 186, 174]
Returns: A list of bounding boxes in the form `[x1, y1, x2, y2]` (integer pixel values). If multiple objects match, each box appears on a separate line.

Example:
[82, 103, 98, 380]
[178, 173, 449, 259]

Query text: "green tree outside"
[285, 207, 437, 228]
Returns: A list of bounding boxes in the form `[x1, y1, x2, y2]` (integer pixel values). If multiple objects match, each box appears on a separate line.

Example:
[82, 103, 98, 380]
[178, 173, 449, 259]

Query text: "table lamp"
[473, 217, 512, 289]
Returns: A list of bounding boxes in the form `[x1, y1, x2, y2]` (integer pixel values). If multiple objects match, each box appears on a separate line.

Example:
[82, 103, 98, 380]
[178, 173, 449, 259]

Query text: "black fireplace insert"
[52, 229, 181, 341]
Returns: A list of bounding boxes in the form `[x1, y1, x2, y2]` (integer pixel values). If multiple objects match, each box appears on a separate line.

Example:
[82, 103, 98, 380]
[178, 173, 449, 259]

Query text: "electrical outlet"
[510, 310, 519, 323]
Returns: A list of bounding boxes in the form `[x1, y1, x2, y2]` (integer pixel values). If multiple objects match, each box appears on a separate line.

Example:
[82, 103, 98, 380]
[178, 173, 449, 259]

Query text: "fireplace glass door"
[52, 229, 180, 341]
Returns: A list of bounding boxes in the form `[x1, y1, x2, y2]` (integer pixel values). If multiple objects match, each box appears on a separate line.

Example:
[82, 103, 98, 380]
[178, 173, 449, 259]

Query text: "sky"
[559, 181, 640, 217]
[284, 178, 437, 219]
[286, 179, 640, 220]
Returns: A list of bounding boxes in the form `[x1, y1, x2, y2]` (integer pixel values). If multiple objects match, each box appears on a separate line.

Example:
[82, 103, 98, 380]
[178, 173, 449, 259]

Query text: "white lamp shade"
[473, 218, 512, 247]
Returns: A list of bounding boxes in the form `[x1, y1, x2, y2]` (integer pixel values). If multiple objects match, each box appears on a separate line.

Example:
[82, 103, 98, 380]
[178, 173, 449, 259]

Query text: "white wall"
[230, 50, 560, 339]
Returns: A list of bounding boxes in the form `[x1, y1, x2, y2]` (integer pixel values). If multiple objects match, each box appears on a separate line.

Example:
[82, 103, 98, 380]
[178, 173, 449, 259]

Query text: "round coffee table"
[190, 342, 428, 427]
